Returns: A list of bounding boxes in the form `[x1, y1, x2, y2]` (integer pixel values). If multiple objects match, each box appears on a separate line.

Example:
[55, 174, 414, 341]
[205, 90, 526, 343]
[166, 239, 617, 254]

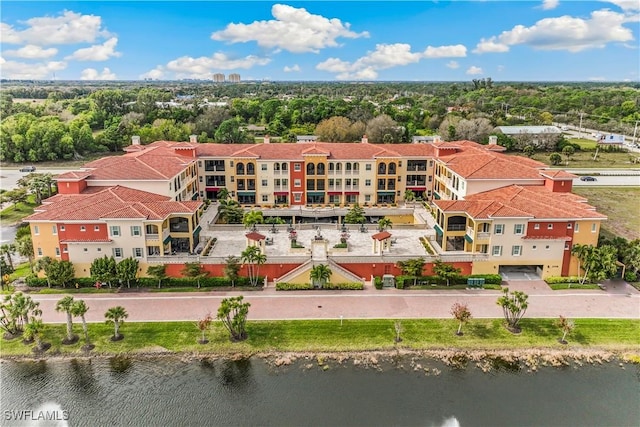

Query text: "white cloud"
[466, 66, 483, 75]
[604, 0, 640, 11]
[140, 66, 166, 80]
[211, 4, 369, 53]
[588, 76, 607, 81]
[66, 37, 121, 61]
[473, 38, 510, 54]
[317, 42, 467, 80]
[423, 44, 467, 58]
[0, 56, 67, 79]
[80, 67, 116, 80]
[474, 9, 635, 53]
[144, 53, 271, 80]
[283, 64, 301, 72]
[1, 11, 110, 45]
[541, 0, 559, 10]
[3, 44, 58, 59]
[446, 61, 459, 69]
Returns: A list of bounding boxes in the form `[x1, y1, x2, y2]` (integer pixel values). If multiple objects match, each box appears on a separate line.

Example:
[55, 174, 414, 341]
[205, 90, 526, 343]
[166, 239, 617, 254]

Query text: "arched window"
[389, 162, 396, 174]
[346, 163, 352, 171]
[353, 163, 359, 171]
[336, 163, 342, 172]
[329, 163, 335, 172]
[307, 163, 315, 175]
[236, 163, 245, 175]
[317, 163, 325, 175]
[247, 163, 255, 175]
[274, 163, 280, 171]
[378, 163, 386, 174]
[281, 163, 288, 171]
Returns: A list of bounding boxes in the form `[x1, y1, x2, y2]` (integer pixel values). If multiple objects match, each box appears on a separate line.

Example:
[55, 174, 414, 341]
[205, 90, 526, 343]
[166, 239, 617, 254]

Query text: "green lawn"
[0, 195, 37, 225]
[548, 283, 600, 290]
[1, 318, 638, 357]
[9, 262, 31, 281]
[573, 187, 640, 240]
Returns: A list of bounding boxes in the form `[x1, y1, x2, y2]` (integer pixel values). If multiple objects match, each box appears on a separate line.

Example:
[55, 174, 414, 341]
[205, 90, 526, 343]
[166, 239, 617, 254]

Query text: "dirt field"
[574, 187, 640, 240]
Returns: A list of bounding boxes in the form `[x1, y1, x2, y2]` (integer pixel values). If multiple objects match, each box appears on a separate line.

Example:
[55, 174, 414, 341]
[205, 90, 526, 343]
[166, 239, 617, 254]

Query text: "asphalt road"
[0, 168, 77, 192]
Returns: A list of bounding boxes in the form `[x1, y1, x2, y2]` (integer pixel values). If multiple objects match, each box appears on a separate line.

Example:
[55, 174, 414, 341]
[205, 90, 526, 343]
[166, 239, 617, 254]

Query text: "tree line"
[1, 81, 637, 163]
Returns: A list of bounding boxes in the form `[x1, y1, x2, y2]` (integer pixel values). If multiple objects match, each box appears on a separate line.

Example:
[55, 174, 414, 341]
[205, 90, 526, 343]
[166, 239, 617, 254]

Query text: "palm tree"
[105, 306, 128, 341]
[0, 244, 15, 271]
[55, 296, 78, 344]
[15, 236, 34, 273]
[147, 265, 167, 289]
[404, 190, 416, 207]
[310, 264, 332, 289]
[377, 217, 393, 231]
[243, 210, 264, 230]
[72, 300, 93, 349]
[24, 318, 49, 353]
[240, 246, 266, 287]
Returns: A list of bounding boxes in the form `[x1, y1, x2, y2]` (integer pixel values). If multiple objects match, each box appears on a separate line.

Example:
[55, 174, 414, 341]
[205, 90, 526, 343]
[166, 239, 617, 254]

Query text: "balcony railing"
[447, 224, 466, 231]
[477, 232, 491, 239]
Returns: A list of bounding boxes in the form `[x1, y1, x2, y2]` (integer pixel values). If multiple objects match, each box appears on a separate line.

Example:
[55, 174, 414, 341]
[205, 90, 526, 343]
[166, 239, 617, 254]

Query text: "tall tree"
[496, 288, 528, 333]
[216, 296, 250, 342]
[45, 260, 75, 288]
[105, 306, 128, 341]
[71, 300, 93, 349]
[147, 264, 167, 288]
[377, 217, 393, 231]
[433, 260, 461, 286]
[240, 246, 266, 287]
[242, 210, 264, 230]
[182, 262, 207, 288]
[116, 257, 139, 288]
[397, 257, 425, 286]
[344, 203, 366, 224]
[55, 296, 78, 344]
[90, 256, 117, 288]
[223, 255, 241, 287]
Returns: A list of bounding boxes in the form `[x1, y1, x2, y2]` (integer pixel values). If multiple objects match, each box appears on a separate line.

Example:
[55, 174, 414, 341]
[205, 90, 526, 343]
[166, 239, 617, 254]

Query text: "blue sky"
[1, 1, 638, 81]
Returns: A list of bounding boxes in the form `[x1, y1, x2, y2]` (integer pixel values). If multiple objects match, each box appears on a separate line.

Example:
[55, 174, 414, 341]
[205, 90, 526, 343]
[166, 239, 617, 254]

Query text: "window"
[60, 225, 65, 231]
[547, 224, 554, 230]
[365, 179, 371, 186]
[83, 248, 88, 252]
[94, 225, 100, 231]
[564, 242, 570, 250]
[494, 224, 504, 235]
[492, 245, 502, 256]
[262, 180, 268, 187]
[365, 195, 371, 202]
[52, 225, 57, 235]
[591, 223, 597, 233]
[261, 164, 267, 171]
[55, 247, 60, 256]
[307, 163, 315, 175]
[294, 179, 301, 187]
[511, 245, 522, 256]
[97, 248, 102, 252]
[575, 223, 580, 232]
[281, 163, 287, 171]
[293, 193, 302, 202]
[37, 248, 43, 256]
[567, 223, 572, 229]
[63, 247, 68, 253]
[34, 226, 39, 235]
[545, 245, 550, 250]
[262, 195, 268, 202]
[133, 248, 143, 258]
[130, 226, 141, 237]
[534, 223, 540, 230]
[514, 224, 524, 235]
[365, 164, 372, 171]
[113, 248, 123, 258]
[532, 245, 537, 250]
[80, 226, 86, 232]
[294, 163, 301, 171]
[110, 226, 121, 237]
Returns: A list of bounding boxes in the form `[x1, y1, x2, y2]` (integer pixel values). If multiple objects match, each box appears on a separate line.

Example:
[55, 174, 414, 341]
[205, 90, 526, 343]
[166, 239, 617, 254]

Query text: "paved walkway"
[29, 280, 640, 324]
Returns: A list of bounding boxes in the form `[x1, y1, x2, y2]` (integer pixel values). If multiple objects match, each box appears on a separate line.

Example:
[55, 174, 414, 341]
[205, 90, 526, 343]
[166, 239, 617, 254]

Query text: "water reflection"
[218, 358, 254, 391]
[108, 355, 132, 374]
[69, 359, 99, 397]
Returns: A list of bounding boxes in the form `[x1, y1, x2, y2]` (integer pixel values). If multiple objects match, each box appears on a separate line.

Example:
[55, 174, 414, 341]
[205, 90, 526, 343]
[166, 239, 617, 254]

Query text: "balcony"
[477, 232, 491, 240]
[447, 224, 466, 231]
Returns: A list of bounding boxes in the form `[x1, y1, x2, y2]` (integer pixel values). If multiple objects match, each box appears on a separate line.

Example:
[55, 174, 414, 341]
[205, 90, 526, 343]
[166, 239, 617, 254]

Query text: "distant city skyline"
[1, 1, 638, 82]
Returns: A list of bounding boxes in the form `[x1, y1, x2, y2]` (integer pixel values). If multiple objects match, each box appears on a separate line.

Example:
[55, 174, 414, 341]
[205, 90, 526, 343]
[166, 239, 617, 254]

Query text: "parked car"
[579, 176, 597, 181]
[19, 166, 36, 172]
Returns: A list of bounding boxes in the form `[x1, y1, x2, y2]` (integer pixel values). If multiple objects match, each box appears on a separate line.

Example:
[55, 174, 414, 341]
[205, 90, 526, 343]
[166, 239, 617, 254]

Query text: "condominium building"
[27, 135, 605, 279]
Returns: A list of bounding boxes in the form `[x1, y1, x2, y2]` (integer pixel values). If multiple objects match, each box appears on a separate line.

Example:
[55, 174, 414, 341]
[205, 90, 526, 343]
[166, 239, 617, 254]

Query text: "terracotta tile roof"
[522, 235, 573, 241]
[80, 145, 195, 180]
[539, 169, 577, 179]
[25, 186, 201, 222]
[245, 231, 266, 241]
[438, 148, 546, 180]
[372, 231, 392, 240]
[56, 171, 93, 180]
[60, 238, 112, 243]
[463, 185, 606, 220]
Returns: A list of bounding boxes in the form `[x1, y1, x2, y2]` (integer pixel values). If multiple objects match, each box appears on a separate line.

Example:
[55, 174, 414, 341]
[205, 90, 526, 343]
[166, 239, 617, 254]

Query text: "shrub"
[276, 283, 313, 290]
[464, 274, 503, 285]
[25, 275, 48, 287]
[291, 241, 305, 249]
[374, 276, 383, 290]
[545, 276, 581, 284]
[624, 271, 638, 282]
[333, 243, 348, 248]
[324, 282, 363, 290]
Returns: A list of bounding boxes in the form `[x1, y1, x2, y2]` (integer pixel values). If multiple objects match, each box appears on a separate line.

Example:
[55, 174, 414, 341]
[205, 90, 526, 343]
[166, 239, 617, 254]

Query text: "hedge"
[276, 282, 364, 291]
[374, 276, 383, 290]
[25, 275, 262, 289]
[545, 276, 581, 284]
[394, 273, 503, 289]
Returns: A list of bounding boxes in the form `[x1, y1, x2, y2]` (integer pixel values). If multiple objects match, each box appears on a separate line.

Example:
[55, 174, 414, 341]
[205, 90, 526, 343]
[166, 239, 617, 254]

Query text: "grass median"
[1, 318, 638, 358]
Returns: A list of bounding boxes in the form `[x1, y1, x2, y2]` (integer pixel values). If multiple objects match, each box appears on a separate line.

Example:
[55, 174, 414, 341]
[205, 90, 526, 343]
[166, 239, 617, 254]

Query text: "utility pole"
[578, 112, 584, 138]
[633, 120, 639, 145]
